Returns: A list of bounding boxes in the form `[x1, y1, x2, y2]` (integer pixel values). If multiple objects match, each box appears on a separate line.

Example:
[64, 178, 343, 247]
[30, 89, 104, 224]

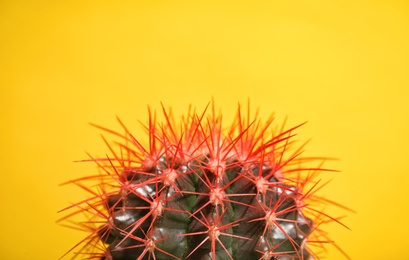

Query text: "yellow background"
[1, 1, 408, 259]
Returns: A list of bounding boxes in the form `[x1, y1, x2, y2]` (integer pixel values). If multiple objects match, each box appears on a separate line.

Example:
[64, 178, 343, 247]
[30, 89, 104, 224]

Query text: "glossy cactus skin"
[103, 157, 312, 260]
[61, 104, 344, 260]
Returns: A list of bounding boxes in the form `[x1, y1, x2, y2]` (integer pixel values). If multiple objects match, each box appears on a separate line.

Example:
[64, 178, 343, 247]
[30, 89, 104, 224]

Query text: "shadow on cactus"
[59, 102, 352, 260]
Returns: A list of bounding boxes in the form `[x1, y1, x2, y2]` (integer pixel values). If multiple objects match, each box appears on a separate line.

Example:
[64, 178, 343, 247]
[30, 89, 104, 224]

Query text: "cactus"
[60, 103, 348, 260]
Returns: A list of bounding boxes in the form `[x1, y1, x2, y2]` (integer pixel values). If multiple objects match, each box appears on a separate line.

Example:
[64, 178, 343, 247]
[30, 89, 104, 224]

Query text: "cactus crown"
[60, 103, 348, 260]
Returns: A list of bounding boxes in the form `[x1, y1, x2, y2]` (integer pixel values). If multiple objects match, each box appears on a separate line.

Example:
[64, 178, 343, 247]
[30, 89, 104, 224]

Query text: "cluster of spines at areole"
[59, 102, 351, 260]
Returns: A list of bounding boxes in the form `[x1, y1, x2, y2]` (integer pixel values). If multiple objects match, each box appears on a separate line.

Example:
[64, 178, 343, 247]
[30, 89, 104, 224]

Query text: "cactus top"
[60, 103, 349, 260]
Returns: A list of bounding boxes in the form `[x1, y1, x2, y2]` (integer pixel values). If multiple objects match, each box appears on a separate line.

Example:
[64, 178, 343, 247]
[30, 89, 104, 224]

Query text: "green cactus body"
[61, 104, 345, 260]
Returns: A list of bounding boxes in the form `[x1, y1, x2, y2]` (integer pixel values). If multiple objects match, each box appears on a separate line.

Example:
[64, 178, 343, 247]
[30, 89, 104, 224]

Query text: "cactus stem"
[59, 102, 351, 259]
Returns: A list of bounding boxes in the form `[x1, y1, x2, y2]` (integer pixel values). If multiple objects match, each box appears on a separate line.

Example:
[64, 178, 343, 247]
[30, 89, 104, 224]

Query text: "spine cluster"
[60, 104, 347, 260]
